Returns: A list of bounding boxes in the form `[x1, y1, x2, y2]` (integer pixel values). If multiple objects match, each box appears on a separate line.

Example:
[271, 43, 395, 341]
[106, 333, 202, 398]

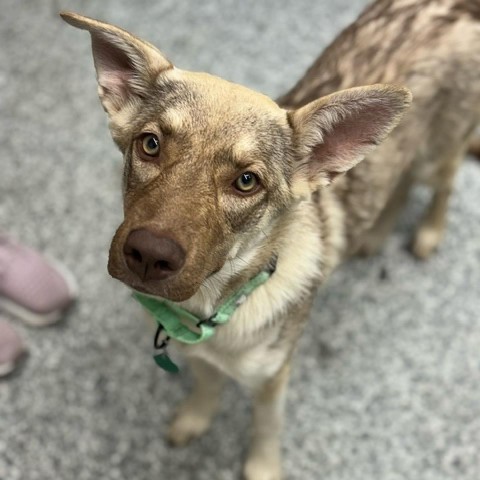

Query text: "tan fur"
[61, 2, 480, 479]
[279, 0, 480, 255]
[468, 132, 480, 159]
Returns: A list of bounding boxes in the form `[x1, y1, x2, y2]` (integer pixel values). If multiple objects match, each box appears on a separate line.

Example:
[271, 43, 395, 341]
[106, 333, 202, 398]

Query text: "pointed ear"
[60, 12, 173, 116]
[288, 84, 412, 190]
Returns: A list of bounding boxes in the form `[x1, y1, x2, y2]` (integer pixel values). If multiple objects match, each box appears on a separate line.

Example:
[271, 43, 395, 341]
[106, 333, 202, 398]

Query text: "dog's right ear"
[60, 12, 173, 116]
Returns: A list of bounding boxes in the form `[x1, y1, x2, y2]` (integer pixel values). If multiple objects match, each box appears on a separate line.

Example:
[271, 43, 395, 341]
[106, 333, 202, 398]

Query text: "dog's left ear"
[289, 84, 412, 190]
[60, 12, 173, 116]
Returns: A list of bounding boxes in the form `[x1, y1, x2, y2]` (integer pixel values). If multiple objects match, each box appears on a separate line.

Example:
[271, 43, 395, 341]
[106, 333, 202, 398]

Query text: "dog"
[61, 1, 480, 478]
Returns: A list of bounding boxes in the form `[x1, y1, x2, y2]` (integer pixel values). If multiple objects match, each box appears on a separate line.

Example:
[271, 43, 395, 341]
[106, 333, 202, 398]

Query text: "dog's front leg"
[244, 361, 291, 480]
[168, 358, 225, 446]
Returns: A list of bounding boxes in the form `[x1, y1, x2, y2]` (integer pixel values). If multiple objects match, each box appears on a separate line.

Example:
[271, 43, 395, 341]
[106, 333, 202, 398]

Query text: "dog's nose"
[123, 229, 186, 281]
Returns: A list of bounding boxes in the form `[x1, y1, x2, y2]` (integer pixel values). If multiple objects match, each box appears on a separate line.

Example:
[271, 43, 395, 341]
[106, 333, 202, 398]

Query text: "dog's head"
[61, 12, 411, 301]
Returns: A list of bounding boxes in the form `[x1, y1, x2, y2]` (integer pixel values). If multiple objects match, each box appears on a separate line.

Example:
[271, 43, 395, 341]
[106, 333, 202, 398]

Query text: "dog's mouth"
[108, 256, 215, 302]
[134, 283, 197, 302]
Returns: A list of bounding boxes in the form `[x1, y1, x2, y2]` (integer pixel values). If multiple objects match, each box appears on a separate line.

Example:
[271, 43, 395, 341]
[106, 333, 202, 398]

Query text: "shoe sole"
[0, 348, 28, 378]
[0, 259, 78, 327]
[0, 360, 16, 377]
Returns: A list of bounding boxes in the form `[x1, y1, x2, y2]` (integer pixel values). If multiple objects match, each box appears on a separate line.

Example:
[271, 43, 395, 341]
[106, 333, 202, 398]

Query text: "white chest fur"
[172, 201, 325, 389]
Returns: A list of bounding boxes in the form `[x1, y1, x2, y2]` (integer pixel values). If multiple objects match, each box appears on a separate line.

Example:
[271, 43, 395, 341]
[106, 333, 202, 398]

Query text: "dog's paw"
[167, 410, 211, 447]
[411, 226, 442, 259]
[243, 455, 282, 480]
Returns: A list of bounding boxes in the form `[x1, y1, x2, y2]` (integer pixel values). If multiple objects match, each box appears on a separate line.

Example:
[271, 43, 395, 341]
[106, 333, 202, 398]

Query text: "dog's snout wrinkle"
[123, 229, 185, 282]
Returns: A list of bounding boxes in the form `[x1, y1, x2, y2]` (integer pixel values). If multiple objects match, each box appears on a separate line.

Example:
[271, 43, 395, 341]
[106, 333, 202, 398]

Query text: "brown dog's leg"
[356, 171, 414, 257]
[244, 362, 291, 480]
[468, 131, 480, 159]
[168, 358, 225, 447]
[411, 186, 456, 260]
[411, 149, 465, 259]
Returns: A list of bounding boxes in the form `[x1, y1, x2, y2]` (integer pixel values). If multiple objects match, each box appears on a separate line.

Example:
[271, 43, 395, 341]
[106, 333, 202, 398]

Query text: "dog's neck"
[176, 192, 344, 322]
[176, 225, 278, 319]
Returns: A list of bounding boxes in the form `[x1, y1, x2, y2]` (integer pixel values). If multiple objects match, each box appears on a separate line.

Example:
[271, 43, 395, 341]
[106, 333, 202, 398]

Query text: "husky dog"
[61, 2, 480, 478]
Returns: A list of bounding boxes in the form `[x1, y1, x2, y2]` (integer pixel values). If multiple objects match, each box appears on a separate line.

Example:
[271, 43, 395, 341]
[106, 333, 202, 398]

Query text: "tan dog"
[61, 1, 480, 478]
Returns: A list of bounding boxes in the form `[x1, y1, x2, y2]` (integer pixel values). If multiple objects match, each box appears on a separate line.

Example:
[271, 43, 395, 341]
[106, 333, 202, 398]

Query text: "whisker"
[259, 227, 269, 240]
[233, 255, 249, 267]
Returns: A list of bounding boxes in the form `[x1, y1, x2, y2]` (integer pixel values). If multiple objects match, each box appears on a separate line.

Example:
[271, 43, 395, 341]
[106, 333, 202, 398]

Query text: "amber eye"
[140, 133, 160, 157]
[234, 172, 259, 194]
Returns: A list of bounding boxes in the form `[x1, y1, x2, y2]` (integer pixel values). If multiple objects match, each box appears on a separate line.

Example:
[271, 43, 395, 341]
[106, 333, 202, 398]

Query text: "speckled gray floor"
[1, 1, 480, 479]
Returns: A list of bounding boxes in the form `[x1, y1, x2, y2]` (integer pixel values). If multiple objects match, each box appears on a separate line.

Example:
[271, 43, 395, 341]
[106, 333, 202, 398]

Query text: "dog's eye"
[139, 133, 160, 157]
[234, 172, 259, 194]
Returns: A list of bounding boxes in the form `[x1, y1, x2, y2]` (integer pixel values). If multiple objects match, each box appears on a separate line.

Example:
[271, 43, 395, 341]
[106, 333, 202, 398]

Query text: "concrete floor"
[1, 1, 480, 479]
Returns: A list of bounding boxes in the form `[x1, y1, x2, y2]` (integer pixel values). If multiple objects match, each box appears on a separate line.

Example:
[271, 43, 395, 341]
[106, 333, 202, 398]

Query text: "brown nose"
[123, 229, 186, 281]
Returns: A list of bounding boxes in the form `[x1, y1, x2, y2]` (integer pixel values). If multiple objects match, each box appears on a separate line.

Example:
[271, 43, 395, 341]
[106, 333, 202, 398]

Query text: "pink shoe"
[0, 235, 78, 326]
[0, 320, 26, 377]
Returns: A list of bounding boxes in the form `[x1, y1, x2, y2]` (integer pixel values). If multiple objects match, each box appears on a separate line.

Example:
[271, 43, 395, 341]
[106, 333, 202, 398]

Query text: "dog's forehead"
[155, 68, 288, 140]
[168, 68, 280, 109]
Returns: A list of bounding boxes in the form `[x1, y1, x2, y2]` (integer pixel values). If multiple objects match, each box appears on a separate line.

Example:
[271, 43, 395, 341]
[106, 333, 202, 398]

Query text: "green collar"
[133, 259, 276, 373]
